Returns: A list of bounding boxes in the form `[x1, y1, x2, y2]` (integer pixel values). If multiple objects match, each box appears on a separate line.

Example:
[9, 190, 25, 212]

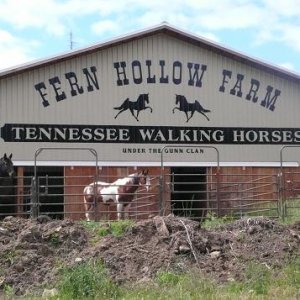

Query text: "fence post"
[215, 166, 220, 217]
[159, 169, 164, 216]
[31, 177, 39, 218]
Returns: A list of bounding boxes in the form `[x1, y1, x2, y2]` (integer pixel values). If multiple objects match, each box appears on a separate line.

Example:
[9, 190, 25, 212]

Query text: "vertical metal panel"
[1, 33, 300, 164]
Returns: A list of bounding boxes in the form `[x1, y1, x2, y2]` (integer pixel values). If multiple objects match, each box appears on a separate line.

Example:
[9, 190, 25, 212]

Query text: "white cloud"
[0, 0, 299, 45]
[278, 62, 296, 72]
[0, 0, 300, 70]
[0, 29, 37, 69]
[91, 20, 120, 36]
[0, 0, 67, 36]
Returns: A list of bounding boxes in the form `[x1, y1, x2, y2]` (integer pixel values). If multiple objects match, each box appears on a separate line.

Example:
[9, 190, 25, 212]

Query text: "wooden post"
[16, 167, 24, 217]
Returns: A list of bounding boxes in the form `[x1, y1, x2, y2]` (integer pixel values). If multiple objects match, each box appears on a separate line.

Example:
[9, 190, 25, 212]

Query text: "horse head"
[138, 169, 150, 191]
[139, 93, 149, 104]
[175, 94, 187, 105]
[0, 153, 14, 178]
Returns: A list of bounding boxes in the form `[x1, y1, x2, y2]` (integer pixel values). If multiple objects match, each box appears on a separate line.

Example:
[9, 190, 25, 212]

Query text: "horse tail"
[114, 98, 129, 110]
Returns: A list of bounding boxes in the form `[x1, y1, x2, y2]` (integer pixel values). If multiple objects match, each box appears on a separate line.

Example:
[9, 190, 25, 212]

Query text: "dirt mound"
[0, 216, 88, 296]
[89, 215, 300, 283]
[0, 215, 299, 296]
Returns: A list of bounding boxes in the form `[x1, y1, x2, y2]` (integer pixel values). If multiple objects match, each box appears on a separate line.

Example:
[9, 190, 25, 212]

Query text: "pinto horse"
[83, 169, 150, 221]
[172, 94, 211, 122]
[114, 93, 153, 121]
[0, 153, 15, 217]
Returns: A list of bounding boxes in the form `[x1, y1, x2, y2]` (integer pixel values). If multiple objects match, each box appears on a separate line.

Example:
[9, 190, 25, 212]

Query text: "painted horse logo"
[114, 93, 153, 121]
[172, 94, 211, 122]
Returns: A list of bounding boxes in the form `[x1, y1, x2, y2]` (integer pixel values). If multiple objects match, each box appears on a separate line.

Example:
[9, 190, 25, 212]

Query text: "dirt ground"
[0, 214, 299, 296]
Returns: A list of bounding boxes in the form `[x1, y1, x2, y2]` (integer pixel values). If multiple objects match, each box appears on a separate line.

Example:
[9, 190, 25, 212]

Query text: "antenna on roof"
[69, 31, 75, 50]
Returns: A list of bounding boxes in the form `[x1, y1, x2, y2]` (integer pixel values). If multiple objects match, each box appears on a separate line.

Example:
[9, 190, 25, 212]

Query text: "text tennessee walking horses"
[172, 94, 211, 122]
[114, 93, 153, 121]
[83, 169, 151, 221]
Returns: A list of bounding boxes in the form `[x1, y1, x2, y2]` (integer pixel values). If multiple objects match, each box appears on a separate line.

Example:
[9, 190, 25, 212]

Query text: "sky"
[0, 0, 300, 75]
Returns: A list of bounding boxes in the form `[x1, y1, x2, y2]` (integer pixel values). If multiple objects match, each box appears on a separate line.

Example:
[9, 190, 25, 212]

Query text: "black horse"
[0, 153, 15, 217]
[172, 94, 211, 122]
[114, 93, 153, 121]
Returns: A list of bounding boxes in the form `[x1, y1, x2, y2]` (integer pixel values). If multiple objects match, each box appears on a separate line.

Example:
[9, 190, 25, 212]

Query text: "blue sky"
[1, 0, 300, 74]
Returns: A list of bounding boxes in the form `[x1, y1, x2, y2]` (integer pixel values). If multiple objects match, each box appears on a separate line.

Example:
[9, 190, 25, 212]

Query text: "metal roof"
[1, 22, 300, 83]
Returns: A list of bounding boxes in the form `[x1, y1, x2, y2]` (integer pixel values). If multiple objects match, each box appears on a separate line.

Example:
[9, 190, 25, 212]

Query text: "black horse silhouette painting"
[172, 94, 211, 122]
[114, 93, 153, 121]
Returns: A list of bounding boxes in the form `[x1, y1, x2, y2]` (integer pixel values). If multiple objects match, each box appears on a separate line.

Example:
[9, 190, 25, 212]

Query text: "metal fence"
[1, 168, 300, 221]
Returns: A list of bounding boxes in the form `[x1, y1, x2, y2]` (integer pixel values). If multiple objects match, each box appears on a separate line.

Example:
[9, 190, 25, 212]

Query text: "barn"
[1, 23, 300, 220]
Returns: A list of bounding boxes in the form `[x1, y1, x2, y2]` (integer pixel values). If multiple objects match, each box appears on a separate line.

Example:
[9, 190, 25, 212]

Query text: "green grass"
[80, 219, 134, 241]
[22, 217, 300, 299]
[282, 197, 300, 224]
[56, 259, 120, 300]
[37, 256, 298, 300]
[201, 211, 234, 229]
[230, 197, 300, 223]
[120, 259, 300, 300]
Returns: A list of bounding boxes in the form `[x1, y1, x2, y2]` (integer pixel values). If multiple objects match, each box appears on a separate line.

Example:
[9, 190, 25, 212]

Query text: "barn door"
[171, 167, 207, 219]
[24, 166, 64, 219]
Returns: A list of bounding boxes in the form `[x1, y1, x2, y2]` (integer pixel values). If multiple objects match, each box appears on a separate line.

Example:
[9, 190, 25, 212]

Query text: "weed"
[3, 284, 14, 297]
[3, 250, 17, 265]
[156, 270, 181, 286]
[48, 232, 60, 246]
[57, 259, 119, 299]
[81, 219, 134, 239]
[202, 211, 233, 229]
[109, 219, 134, 237]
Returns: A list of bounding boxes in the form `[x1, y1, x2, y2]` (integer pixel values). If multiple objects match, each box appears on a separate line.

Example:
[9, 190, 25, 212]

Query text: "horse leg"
[84, 197, 93, 222]
[200, 112, 210, 121]
[145, 106, 153, 113]
[129, 108, 139, 121]
[172, 107, 179, 114]
[117, 203, 124, 220]
[115, 109, 126, 119]
[185, 111, 190, 122]
[187, 110, 195, 122]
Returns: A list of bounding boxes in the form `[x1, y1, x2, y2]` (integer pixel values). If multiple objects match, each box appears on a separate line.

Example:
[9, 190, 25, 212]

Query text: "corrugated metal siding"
[1, 33, 300, 164]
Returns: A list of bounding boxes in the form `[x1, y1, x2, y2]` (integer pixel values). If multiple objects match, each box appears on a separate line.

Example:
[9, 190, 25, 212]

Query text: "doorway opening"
[24, 166, 64, 219]
[171, 167, 207, 219]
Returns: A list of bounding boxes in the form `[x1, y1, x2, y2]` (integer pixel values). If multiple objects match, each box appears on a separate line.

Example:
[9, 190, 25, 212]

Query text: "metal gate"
[160, 145, 221, 220]
[160, 145, 281, 220]
[2, 147, 300, 221]
[279, 146, 300, 221]
[31, 147, 98, 218]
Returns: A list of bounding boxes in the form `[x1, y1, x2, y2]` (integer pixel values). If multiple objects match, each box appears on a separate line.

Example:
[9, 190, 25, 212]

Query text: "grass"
[282, 197, 300, 224]
[16, 258, 300, 300]
[218, 197, 300, 223]
[17, 215, 300, 299]
[201, 211, 234, 229]
[56, 259, 120, 300]
[80, 219, 134, 243]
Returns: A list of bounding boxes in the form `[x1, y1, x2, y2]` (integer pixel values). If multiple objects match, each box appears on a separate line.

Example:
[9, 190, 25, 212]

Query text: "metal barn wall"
[1, 26, 300, 166]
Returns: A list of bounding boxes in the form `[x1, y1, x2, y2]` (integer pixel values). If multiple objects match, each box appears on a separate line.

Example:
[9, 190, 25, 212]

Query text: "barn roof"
[1, 22, 300, 83]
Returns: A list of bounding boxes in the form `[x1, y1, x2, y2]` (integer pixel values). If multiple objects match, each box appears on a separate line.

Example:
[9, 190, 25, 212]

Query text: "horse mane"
[176, 94, 187, 103]
[137, 93, 149, 102]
